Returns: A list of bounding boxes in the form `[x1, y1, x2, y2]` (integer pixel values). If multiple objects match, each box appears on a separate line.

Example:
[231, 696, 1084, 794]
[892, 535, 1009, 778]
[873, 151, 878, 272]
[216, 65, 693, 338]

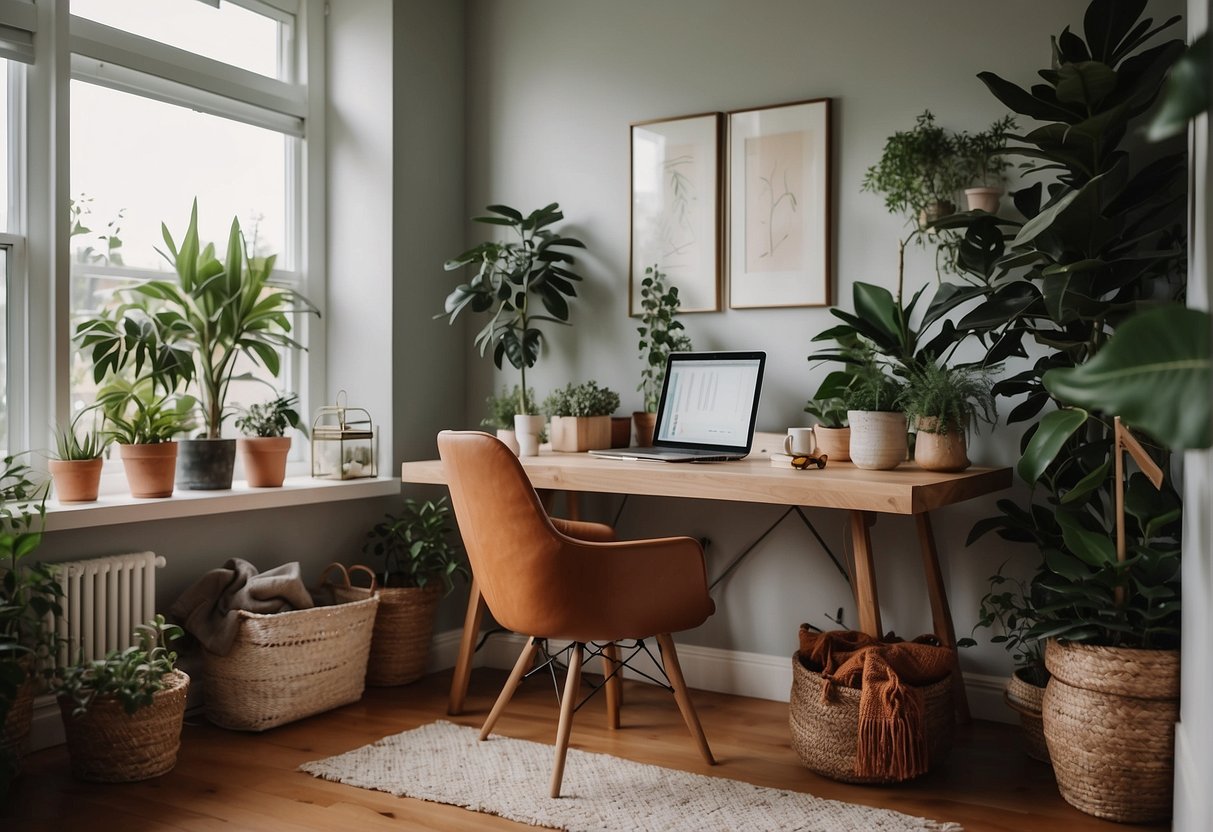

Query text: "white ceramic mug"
[784, 427, 817, 456]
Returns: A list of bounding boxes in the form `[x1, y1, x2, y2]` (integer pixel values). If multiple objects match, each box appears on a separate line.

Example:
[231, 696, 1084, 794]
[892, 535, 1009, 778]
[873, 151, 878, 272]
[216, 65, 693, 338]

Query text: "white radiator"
[49, 551, 166, 667]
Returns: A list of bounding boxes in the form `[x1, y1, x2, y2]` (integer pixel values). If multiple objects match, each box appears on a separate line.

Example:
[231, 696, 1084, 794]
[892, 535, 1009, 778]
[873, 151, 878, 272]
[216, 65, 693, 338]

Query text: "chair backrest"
[437, 430, 576, 637]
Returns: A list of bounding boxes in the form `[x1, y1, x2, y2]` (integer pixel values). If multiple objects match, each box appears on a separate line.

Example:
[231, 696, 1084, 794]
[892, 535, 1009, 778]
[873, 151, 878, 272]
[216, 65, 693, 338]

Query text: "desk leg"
[849, 510, 882, 637]
[916, 512, 972, 724]
[448, 576, 487, 716]
[565, 491, 582, 521]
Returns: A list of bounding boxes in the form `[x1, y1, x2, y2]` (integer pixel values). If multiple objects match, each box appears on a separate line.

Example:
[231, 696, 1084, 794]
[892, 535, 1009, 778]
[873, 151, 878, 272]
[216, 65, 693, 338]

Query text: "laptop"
[590, 351, 766, 462]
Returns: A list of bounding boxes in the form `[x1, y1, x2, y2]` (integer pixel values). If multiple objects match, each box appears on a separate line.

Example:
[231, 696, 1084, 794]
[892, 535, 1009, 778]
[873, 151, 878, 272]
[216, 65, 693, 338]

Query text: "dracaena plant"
[439, 204, 586, 416]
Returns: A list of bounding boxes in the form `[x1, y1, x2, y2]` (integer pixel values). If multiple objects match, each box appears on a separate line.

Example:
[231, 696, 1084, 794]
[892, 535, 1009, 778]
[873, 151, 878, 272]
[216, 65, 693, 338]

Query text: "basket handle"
[317, 561, 352, 590]
[346, 564, 378, 593]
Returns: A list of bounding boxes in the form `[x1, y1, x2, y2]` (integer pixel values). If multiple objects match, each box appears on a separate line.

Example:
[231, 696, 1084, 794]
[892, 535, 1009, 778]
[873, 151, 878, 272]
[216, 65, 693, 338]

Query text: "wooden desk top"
[401, 433, 1012, 516]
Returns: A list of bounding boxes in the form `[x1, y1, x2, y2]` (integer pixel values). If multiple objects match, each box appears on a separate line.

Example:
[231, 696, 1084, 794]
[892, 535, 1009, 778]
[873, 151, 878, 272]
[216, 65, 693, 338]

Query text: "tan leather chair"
[438, 430, 717, 797]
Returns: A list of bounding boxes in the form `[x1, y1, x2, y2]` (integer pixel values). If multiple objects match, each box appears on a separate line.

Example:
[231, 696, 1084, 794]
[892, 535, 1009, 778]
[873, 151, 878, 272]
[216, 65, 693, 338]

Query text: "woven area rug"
[300, 721, 962, 832]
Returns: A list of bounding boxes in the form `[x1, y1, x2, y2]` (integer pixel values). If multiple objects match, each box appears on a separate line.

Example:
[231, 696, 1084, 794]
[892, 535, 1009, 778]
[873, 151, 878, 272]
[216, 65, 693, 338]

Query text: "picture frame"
[727, 98, 832, 309]
[629, 112, 724, 315]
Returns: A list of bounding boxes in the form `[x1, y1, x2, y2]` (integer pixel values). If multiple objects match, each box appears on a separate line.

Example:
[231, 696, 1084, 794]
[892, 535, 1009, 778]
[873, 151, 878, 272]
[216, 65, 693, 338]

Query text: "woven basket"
[1004, 670, 1049, 763]
[1, 671, 35, 769]
[1042, 639, 1179, 823]
[789, 652, 954, 783]
[58, 669, 189, 783]
[202, 595, 378, 732]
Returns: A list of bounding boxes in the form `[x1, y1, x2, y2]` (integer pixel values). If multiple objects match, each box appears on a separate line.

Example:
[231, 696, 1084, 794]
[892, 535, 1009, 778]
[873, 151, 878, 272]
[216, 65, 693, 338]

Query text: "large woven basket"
[789, 652, 954, 783]
[1042, 639, 1179, 823]
[202, 596, 378, 731]
[1, 672, 35, 769]
[59, 669, 189, 782]
[1004, 670, 1049, 763]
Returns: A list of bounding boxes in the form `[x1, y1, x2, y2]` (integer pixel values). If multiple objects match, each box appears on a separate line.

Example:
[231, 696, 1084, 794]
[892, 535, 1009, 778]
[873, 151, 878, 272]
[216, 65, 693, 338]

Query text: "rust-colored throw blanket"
[798, 628, 954, 781]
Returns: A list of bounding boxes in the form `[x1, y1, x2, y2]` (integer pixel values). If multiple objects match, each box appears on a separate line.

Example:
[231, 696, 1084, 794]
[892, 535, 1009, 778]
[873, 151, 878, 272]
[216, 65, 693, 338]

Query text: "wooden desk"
[401, 433, 1012, 719]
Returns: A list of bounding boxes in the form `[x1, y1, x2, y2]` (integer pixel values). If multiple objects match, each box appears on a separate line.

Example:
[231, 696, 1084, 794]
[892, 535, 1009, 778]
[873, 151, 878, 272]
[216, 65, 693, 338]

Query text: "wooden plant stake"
[1112, 417, 1165, 606]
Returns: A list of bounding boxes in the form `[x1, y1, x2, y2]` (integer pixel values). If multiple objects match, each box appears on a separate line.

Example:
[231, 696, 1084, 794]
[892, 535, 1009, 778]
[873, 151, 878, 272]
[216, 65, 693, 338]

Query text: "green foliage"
[363, 497, 467, 594]
[901, 362, 996, 435]
[542, 381, 621, 418]
[52, 411, 109, 461]
[958, 563, 1049, 684]
[95, 377, 196, 445]
[480, 386, 537, 429]
[440, 204, 586, 415]
[846, 358, 904, 413]
[55, 615, 182, 718]
[70, 194, 125, 267]
[953, 115, 1018, 189]
[803, 384, 850, 429]
[637, 265, 693, 412]
[1148, 31, 1209, 140]
[862, 111, 968, 222]
[234, 394, 305, 439]
[75, 200, 318, 439]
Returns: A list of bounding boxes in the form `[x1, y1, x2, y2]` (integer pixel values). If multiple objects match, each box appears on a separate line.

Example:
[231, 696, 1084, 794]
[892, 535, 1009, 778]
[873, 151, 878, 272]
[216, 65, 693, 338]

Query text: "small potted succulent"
[55, 615, 189, 783]
[844, 360, 906, 471]
[955, 115, 1016, 213]
[480, 386, 536, 455]
[543, 381, 621, 452]
[95, 377, 196, 499]
[234, 394, 304, 488]
[48, 412, 109, 503]
[901, 362, 995, 472]
[636, 264, 692, 446]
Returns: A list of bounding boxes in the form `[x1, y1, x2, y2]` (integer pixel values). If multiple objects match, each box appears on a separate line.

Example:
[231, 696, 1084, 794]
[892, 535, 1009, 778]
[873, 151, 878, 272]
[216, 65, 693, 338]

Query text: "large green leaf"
[1147, 33, 1209, 140]
[1017, 407, 1089, 485]
[1043, 305, 1211, 449]
[1055, 61, 1117, 109]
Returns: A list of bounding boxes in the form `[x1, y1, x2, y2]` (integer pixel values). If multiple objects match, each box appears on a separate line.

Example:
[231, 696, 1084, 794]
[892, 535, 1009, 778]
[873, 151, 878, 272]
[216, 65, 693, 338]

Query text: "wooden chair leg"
[656, 633, 715, 766]
[550, 642, 584, 798]
[602, 642, 622, 730]
[480, 637, 538, 741]
[448, 576, 487, 716]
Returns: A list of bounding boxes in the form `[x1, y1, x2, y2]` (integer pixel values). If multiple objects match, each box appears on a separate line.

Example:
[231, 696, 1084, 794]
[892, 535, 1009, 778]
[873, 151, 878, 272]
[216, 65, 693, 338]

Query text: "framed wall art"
[629, 111, 723, 315]
[727, 98, 832, 309]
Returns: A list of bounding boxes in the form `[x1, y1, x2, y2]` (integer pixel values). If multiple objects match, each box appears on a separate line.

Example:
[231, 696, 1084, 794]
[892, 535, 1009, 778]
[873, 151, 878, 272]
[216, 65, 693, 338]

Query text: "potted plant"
[844, 357, 906, 471]
[440, 203, 586, 457]
[55, 615, 188, 782]
[635, 264, 692, 446]
[480, 385, 536, 455]
[955, 115, 1016, 213]
[901, 362, 995, 472]
[47, 412, 109, 503]
[804, 369, 854, 462]
[543, 381, 621, 453]
[862, 111, 967, 228]
[76, 200, 318, 490]
[94, 377, 196, 499]
[0, 457, 57, 799]
[362, 497, 467, 686]
[234, 394, 304, 488]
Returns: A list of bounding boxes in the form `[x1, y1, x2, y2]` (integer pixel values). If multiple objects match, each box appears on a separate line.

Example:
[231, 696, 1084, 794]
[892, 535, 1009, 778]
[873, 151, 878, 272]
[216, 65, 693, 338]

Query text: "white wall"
[461, 0, 1185, 702]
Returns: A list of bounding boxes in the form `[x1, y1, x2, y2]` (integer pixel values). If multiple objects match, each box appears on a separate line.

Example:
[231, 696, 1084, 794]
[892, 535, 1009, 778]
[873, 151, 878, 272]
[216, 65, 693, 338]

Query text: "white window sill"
[43, 476, 401, 532]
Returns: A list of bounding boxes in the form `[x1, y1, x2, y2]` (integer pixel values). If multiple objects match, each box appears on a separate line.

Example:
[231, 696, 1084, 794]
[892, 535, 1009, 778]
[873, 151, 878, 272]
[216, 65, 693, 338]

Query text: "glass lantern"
[311, 392, 378, 480]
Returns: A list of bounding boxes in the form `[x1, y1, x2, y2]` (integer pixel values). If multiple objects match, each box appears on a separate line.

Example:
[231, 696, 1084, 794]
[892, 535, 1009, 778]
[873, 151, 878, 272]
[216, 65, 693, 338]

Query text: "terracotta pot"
[917, 199, 956, 229]
[812, 426, 850, 462]
[48, 458, 104, 503]
[549, 415, 611, 452]
[118, 442, 178, 498]
[846, 411, 907, 470]
[494, 428, 520, 455]
[514, 414, 545, 457]
[965, 186, 1003, 214]
[238, 437, 291, 487]
[177, 437, 236, 490]
[913, 419, 970, 472]
[632, 411, 657, 447]
[610, 416, 632, 448]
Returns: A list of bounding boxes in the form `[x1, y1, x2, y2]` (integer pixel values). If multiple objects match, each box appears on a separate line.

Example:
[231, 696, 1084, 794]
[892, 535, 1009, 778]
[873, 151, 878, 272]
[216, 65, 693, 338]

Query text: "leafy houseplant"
[234, 394, 304, 488]
[481, 386, 538, 430]
[954, 115, 1016, 213]
[844, 359, 907, 471]
[48, 411, 109, 503]
[440, 203, 586, 456]
[55, 615, 189, 783]
[901, 362, 995, 472]
[92, 376, 196, 499]
[635, 265, 692, 446]
[862, 111, 967, 228]
[543, 381, 621, 453]
[0, 457, 56, 797]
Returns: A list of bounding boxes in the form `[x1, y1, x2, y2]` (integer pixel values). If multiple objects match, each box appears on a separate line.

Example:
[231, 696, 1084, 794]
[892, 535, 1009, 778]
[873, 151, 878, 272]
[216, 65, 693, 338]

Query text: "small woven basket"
[59, 669, 189, 782]
[1004, 671, 1049, 763]
[789, 652, 953, 784]
[1042, 639, 1179, 823]
[202, 595, 378, 731]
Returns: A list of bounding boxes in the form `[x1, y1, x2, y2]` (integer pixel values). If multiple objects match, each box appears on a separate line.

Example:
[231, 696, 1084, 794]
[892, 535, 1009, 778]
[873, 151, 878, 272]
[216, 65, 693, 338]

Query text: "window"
[0, 55, 23, 456]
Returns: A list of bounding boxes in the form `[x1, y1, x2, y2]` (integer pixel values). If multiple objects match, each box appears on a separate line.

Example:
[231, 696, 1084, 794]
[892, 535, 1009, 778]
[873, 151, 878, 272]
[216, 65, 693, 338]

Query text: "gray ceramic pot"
[176, 438, 237, 490]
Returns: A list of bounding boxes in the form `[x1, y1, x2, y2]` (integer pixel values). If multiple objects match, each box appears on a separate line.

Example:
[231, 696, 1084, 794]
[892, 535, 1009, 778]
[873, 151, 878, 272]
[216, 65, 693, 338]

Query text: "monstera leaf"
[1043, 305, 1211, 449]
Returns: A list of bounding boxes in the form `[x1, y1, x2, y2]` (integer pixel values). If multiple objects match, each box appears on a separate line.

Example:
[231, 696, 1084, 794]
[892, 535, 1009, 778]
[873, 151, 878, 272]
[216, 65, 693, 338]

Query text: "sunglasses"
[791, 453, 828, 470]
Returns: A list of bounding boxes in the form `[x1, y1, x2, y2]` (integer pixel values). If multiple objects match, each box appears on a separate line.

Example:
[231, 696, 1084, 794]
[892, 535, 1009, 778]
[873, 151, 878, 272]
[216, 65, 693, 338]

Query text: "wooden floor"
[3, 668, 1163, 832]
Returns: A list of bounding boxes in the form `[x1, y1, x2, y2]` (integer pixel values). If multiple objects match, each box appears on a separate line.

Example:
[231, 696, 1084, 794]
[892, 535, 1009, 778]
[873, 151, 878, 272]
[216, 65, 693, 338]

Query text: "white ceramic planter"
[965, 187, 1003, 214]
[495, 428, 520, 455]
[513, 414, 545, 457]
[847, 411, 907, 470]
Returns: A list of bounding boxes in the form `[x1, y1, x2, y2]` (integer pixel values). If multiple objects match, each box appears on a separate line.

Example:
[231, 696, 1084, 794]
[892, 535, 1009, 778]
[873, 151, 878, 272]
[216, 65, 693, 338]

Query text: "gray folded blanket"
[170, 558, 315, 656]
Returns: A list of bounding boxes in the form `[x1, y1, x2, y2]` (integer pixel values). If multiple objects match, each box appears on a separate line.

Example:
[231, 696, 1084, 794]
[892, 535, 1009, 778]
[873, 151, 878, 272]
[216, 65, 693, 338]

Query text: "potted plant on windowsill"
[440, 203, 586, 457]
[47, 413, 109, 504]
[95, 378, 196, 499]
[543, 381, 621, 453]
[955, 115, 1016, 214]
[480, 385, 536, 455]
[636, 264, 692, 447]
[361, 497, 468, 686]
[55, 615, 188, 783]
[901, 361, 995, 472]
[234, 394, 304, 488]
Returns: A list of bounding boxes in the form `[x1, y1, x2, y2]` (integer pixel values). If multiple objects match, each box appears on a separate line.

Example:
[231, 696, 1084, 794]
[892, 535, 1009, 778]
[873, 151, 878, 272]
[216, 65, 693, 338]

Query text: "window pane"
[0, 248, 7, 454]
[0, 60, 11, 233]
[71, 0, 284, 79]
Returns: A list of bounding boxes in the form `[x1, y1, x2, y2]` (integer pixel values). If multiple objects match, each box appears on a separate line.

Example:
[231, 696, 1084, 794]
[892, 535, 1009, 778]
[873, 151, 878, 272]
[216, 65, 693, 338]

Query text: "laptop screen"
[654, 352, 765, 450]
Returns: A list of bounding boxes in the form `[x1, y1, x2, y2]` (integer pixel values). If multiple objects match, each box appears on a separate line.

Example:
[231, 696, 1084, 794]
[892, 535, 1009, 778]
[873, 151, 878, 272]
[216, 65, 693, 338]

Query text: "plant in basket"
[360, 497, 468, 686]
[54, 615, 189, 783]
